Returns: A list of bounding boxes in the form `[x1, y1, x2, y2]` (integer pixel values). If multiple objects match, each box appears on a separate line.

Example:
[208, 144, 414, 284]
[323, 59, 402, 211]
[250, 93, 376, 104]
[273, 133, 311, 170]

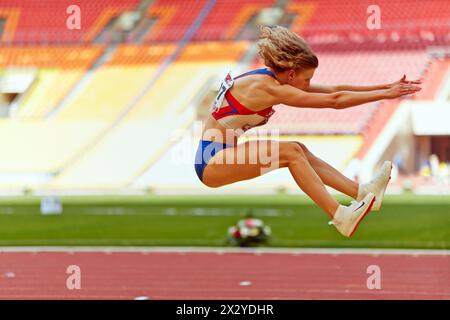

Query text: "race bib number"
[211, 71, 234, 112]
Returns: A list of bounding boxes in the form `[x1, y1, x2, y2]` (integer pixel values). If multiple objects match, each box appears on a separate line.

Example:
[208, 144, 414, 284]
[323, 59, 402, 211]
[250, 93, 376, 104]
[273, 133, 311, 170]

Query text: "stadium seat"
[45, 42, 249, 188]
[260, 50, 429, 135]
[0, 0, 139, 43]
[144, 0, 206, 42]
[288, 0, 450, 47]
[53, 44, 175, 121]
[193, 0, 275, 41]
[0, 46, 103, 118]
[0, 118, 106, 175]
[0, 0, 447, 192]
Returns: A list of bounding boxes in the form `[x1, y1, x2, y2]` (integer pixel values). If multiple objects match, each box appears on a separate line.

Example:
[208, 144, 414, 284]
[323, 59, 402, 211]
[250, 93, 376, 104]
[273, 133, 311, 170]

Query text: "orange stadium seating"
[106, 44, 176, 65]
[0, 46, 103, 117]
[0, 46, 102, 68]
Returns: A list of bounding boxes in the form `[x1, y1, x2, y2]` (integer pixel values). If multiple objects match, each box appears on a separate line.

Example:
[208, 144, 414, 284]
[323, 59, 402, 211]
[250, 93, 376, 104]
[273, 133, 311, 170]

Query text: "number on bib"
[211, 71, 234, 112]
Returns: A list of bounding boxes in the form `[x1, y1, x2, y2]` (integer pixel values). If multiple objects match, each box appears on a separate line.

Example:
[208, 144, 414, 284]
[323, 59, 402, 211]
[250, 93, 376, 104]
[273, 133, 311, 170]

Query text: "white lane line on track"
[0, 246, 448, 256]
[3, 272, 15, 278]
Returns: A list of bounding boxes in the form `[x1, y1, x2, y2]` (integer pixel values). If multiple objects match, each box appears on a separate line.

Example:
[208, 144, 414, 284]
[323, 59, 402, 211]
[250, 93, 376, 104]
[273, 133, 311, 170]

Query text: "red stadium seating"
[0, 0, 138, 43]
[193, 0, 275, 41]
[144, 0, 206, 42]
[357, 58, 450, 158]
[416, 59, 450, 100]
[288, 0, 450, 48]
[261, 50, 430, 135]
[0, 0, 448, 191]
[1, 0, 448, 44]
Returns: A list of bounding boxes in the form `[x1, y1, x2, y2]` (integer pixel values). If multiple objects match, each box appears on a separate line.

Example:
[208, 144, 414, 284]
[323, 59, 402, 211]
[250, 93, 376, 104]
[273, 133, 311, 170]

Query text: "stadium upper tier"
[0, 0, 139, 43]
[289, 0, 450, 35]
[0, 0, 448, 43]
[192, 0, 275, 41]
[144, 0, 207, 42]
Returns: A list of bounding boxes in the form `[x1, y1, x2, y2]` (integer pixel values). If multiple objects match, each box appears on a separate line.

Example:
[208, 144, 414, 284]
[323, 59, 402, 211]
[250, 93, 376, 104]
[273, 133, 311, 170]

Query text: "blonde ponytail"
[257, 25, 318, 72]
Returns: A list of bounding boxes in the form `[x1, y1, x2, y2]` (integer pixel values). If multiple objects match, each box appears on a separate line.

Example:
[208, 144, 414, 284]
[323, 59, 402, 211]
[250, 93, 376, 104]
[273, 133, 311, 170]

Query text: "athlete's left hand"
[387, 74, 422, 89]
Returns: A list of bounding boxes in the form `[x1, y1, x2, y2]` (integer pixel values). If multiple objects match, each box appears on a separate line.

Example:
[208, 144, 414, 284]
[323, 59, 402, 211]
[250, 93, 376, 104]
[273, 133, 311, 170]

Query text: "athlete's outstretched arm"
[266, 81, 421, 110]
[305, 84, 387, 94]
[305, 75, 422, 94]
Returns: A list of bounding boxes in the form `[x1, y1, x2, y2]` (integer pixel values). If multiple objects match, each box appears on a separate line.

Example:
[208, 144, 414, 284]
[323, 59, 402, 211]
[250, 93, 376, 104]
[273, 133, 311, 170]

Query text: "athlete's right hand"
[386, 81, 421, 99]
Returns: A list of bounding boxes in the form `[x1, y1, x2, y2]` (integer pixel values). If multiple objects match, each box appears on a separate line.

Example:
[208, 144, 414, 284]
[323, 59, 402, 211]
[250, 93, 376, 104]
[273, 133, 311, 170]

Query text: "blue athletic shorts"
[194, 140, 233, 182]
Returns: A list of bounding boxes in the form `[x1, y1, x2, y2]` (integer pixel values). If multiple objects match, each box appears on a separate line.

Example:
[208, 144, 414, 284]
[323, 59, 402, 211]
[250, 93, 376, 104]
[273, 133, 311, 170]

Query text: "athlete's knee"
[280, 142, 307, 164]
[290, 141, 316, 163]
[291, 141, 310, 153]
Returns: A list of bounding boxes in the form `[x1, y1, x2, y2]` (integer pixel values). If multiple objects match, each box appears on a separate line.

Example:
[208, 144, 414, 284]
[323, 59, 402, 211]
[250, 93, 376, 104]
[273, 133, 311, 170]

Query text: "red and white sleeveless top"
[211, 68, 276, 133]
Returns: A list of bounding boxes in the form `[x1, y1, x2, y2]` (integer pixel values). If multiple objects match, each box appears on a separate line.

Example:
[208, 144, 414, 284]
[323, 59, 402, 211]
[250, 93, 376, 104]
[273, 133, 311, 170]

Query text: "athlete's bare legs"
[292, 142, 359, 199]
[202, 141, 341, 219]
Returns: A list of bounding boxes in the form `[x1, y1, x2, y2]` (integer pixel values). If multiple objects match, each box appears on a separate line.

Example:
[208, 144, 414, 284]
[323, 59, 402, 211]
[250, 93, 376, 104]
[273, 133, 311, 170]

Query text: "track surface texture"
[0, 248, 448, 300]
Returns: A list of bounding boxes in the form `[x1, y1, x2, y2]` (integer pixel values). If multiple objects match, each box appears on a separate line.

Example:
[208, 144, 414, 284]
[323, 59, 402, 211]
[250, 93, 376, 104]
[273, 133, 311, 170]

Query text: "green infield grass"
[0, 194, 448, 249]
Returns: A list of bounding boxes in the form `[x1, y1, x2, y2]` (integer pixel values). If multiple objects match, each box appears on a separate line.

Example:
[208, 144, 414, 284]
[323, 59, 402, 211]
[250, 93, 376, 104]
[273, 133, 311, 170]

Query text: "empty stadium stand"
[46, 42, 249, 189]
[0, 0, 448, 192]
[193, 0, 275, 41]
[0, 0, 139, 43]
[0, 46, 103, 117]
[52, 44, 174, 121]
[289, 0, 450, 49]
[144, 0, 206, 42]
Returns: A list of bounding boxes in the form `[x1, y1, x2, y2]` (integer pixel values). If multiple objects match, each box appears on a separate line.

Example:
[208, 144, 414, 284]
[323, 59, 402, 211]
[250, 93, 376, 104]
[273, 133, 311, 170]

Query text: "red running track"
[0, 250, 448, 300]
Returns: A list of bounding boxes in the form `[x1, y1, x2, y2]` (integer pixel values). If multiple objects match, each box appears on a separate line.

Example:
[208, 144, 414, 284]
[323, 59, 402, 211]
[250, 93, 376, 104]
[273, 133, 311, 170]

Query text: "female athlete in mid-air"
[194, 25, 421, 237]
